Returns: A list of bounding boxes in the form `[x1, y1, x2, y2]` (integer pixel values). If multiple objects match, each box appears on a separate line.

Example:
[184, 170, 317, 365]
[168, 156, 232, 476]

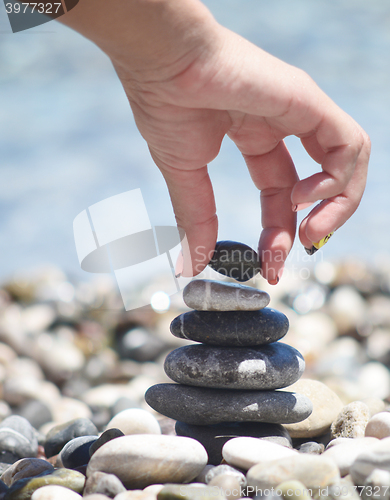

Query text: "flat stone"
[60, 436, 98, 469]
[44, 418, 98, 458]
[365, 412, 390, 439]
[83, 471, 126, 497]
[183, 280, 269, 311]
[0, 416, 38, 462]
[247, 454, 340, 490]
[208, 241, 261, 282]
[322, 437, 379, 477]
[350, 437, 390, 485]
[222, 438, 297, 471]
[164, 343, 304, 390]
[158, 484, 225, 500]
[87, 435, 208, 489]
[105, 408, 161, 435]
[5, 468, 85, 499]
[1, 458, 54, 487]
[176, 421, 292, 465]
[89, 429, 124, 458]
[146, 384, 312, 425]
[170, 308, 289, 347]
[283, 379, 344, 438]
[331, 401, 370, 439]
[30, 485, 82, 499]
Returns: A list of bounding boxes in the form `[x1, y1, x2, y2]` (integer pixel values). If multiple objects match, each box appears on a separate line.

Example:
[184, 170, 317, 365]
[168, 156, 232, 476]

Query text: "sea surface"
[0, 0, 390, 283]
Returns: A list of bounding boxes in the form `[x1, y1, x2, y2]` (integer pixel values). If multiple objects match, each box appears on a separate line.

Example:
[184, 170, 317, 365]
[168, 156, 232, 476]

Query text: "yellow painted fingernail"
[305, 231, 334, 255]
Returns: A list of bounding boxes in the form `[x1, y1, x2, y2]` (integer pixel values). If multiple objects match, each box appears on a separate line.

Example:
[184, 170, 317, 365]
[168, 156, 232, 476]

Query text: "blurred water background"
[0, 0, 389, 285]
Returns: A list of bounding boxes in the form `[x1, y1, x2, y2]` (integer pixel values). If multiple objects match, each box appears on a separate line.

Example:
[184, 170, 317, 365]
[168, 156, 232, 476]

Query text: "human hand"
[62, 0, 370, 284]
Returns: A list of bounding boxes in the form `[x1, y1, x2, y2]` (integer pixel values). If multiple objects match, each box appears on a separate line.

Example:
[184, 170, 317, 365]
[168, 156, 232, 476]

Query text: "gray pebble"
[84, 471, 126, 497]
[60, 435, 98, 469]
[297, 442, 324, 455]
[164, 343, 304, 390]
[145, 384, 313, 425]
[205, 465, 246, 487]
[183, 280, 269, 311]
[208, 241, 261, 282]
[170, 308, 289, 347]
[44, 418, 98, 458]
[0, 416, 38, 462]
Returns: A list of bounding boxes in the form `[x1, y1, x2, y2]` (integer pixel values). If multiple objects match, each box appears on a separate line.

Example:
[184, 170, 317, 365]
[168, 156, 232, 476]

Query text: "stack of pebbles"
[146, 241, 313, 464]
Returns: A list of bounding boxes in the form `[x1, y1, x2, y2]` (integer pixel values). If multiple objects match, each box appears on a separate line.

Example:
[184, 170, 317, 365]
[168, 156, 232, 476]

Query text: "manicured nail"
[293, 202, 314, 212]
[268, 277, 279, 285]
[304, 231, 334, 255]
[175, 250, 183, 278]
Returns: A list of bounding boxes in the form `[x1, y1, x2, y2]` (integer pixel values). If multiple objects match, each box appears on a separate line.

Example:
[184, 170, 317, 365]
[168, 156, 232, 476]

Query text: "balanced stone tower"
[145, 241, 313, 464]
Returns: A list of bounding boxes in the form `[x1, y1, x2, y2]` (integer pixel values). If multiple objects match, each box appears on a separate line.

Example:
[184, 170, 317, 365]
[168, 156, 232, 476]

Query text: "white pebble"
[105, 408, 161, 435]
[365, 412, 390, 439]
[31, 485, 82, 499]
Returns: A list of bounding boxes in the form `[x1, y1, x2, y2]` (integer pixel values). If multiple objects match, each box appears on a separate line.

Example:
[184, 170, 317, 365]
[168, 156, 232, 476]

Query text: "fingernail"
[305, 231, 334, 255]
[268, 277, 279, 285]
[293, 202, 314, 212]
[175, 250, 183, 278]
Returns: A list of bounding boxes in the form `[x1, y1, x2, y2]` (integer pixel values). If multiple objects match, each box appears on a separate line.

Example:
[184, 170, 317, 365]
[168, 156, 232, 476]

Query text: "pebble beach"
[0, 254, 390, 499]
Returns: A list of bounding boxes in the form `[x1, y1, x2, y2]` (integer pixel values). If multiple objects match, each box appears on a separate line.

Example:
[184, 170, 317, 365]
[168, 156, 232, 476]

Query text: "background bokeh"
[0, 0, 389, 283]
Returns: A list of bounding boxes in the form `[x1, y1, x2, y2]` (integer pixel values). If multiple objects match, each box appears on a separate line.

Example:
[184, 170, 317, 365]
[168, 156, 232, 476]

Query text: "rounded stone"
[60, 436, 98, 469]
[183, 280, 270, 311]
[164, 343, 304, 390]
[84, 471, 126, 497]
[44, 418, 98, 458]
[331, 401, 370, 439]
[175, 421, 292, 465]
[247, 454, 340, 490]
[170, 308, 289, 347]
[89, 429, 125, 458]
[5, 468, 85, 499]
[223, 438, 297, 470]
[297, 442, 324, 455]
[208, 475, 242, 500]
[31, 485, 82, 499]
[208, 241, 261, 282]
[145, 384, 312, 425]
[14, 400, 52, 430]
[86, 435, 208, 489]
[350, 437, 390, 485]
[205, 465, 246, 487]
[363, 469, 390, 499]
[322, 437, 379, 477]
[1, 458, 54, 487]
[158, 484, 225, 500]
[105, 408, 161, 435]
[277, 480, 311, 500]
[0, 415, 38, 461]
[365, 412, 390, 439]
[283, 379, 343, 438]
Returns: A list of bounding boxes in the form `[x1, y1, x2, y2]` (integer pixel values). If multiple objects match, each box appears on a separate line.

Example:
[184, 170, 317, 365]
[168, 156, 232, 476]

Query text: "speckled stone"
[297, 442, 324, 455]
[205, 465, 246, 487]
[170, 308, 289, 347]
[175, 421, 292, 465]
[89, 429, 124, 458]
[1, 458, 54, 487]
[87, 435, 208, 489]
[105, 409, 161, 435]
[331, 401, 370, 439]
[0, 416, 38, 463]
[146, 384, 312, 425]
[60, 436, 98, 469]
[283, 379, 344, 438]
[44, 418, 98, 458]
[30, 485, 82, 499]
[164, 343, 304, 390]
[83, 471, 126, 497]
[247, 454, 340, 490]
[222, 438, 297, 471]
[365, 412, 390, 439]
[183, 280, 269, 311]
[208, 241, 261, 282]
[5, 468, 85, 499]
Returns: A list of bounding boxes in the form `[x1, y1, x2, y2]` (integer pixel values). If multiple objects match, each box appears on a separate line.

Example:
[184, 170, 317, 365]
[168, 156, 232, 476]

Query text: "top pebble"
[183, 279, 270, 311]
[208, 241, 261, 282]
